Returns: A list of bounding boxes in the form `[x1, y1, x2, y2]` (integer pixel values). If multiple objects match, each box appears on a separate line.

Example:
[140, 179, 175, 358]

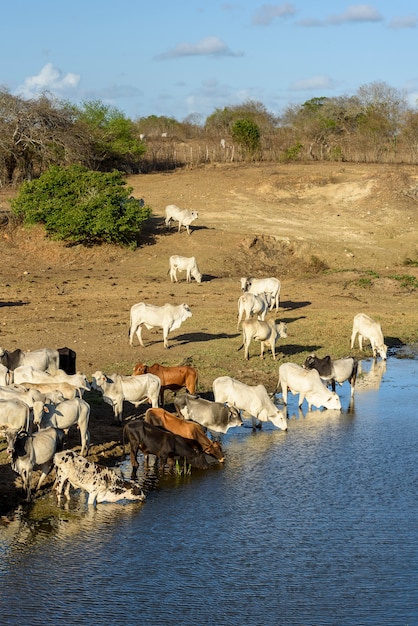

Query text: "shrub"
[11, 165, 151, 246]
[231, 119, 261, 154]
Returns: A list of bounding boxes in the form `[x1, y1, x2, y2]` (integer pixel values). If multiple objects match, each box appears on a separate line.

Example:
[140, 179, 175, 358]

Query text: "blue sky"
[2, 1, 417, 122]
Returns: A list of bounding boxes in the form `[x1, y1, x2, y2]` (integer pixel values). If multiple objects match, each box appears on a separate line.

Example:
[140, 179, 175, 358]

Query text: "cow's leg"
[114, 400, 123, 424]
[163, 325, 170, 349]
[80, 426, 90, 456]
[87, 491, 97, 506]
[350, 329, 357, 349]
[260, 341, 265, 359]
[358, 334, 364, 351]
[36, 463, 51, 492]
[129, 443, 139, 479]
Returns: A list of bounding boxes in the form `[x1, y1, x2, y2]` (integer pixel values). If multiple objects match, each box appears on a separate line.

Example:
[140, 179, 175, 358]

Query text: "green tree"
[75, 101, 145, 172]
[11, 165, 151, 246]
[231, 119, 261, 155]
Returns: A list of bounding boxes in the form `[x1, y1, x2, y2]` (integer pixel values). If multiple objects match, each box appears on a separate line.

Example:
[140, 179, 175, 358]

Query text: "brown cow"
[144, 408, 225, 462]
[133, 362, 198, 405]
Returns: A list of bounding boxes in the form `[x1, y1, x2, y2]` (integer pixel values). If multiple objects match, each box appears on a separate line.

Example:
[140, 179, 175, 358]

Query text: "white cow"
[165, 204, 198, 235]
[241, 277, 281, 310]
[91, 370, 161, 423]
[351, 313, 387, 360]
[213, 376, 288, 431]
[277, 362, 342, 411]
[237, 292, 269, 328]
[169, 255, 202, 283]
[0, 398, 31, 433]
[0, 347, 59, 373]
[129, 302, 192, 349]
[15, 381, 80, 400]
[0, 384, 46, 409]
[12, 367, 91, 393]
[54, 450, 146, 505]
[6, 426, 64, 501]
[241, 319, 288, 360]
[0, 364, 11, 386]
[33, 398, 91, 456]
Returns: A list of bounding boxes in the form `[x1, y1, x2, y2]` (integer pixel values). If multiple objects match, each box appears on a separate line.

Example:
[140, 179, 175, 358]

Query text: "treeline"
[1, 80, 418, 185]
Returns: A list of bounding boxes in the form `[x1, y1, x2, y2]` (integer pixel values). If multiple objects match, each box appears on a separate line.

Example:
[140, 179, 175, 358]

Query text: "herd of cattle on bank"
[0, 205, 389, 507]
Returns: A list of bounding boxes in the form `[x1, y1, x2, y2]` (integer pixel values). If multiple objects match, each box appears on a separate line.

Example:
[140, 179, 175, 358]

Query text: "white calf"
[169, 255, 202, 283]
[351, 313, 387, 360]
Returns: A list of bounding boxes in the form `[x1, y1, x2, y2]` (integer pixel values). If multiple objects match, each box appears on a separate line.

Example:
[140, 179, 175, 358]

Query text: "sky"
[1, 1, 418, 123]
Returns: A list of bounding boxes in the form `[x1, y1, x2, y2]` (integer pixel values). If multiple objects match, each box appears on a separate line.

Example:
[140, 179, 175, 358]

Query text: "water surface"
[0, 356, 417, 625]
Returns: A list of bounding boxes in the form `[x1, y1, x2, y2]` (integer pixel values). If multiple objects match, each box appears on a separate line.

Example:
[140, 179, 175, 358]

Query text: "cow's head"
[205, 440, 225, 462]
[181, 303, 192, 319]
[267, 409, 288, 431]
[228, 405, 243, 427]
[133, 363, 147, 376]
[312, 391, 341, 411]
[377, 344, 388, 360]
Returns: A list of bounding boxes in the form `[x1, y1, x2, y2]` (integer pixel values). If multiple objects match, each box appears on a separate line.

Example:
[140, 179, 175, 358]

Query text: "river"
[0, 354, 417, 625]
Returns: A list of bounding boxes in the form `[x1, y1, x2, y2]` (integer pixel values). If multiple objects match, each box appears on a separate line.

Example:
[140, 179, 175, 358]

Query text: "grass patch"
[389, 274, 418, 291]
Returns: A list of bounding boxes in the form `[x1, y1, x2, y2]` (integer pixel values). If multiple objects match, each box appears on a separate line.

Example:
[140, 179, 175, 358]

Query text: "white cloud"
[327, 4, 383, 25]
[252, 3, 296, 26]
[290, 76, 337, 91]
[389, 14, 417, 29]
[15, 63, 80, 99]
[155, 36, 243, 60]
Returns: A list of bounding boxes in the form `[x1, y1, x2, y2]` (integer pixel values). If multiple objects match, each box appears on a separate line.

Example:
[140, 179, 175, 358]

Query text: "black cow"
[57, 347, 77, 375]
[303, 354, 358, 397]
[174, 393, 243, 434]
[123, 418, 219, 479]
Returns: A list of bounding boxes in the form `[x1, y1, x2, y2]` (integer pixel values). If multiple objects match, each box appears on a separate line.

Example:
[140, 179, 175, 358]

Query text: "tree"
[205, 100, 277, 137]
[231, 119, 261, 155]
[75, 101, 145, 172]
[11, 165, 151, 246]
[0, 89, 87, 184]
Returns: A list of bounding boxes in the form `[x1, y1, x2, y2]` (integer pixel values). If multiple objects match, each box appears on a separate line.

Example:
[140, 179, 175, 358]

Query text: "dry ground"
[1, 161, 418, 515]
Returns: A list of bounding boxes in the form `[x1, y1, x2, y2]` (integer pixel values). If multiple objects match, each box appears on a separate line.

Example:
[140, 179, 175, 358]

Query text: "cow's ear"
[44, 406, 49, 413]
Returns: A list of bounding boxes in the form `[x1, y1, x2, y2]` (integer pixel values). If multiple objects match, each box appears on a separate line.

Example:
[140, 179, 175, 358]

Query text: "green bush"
[231, 119, 261, 154]
[11, 165, 151, 246]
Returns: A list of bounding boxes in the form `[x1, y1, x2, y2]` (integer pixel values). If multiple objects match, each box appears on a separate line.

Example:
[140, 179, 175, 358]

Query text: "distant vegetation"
[1, 80, 418, 186]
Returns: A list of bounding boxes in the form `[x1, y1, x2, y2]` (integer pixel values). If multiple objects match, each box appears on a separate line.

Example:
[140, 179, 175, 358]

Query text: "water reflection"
[356, 358, 387, 391]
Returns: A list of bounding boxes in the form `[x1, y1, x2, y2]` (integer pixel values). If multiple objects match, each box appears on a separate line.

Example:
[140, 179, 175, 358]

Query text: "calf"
[34, 398, 91, 456]
[169, 255, 202, 283]
[6, 426, 64, 501]
[54, 450, 145, 505]
[91, 370, 160, 423]
[241, 319, 288, 360]
[237, 292, 269, 328]
[241, 277, 281, 310]
[144, 408, 225, 462]
[277, 362, 342, 411]
[123, 419, 220, 478]
[132, 362, 198, 405]
[174, 394, 243, 434]
[165, 204, 199, 235]
[351, 313, 387, 360]
[304, 354, 358, 397]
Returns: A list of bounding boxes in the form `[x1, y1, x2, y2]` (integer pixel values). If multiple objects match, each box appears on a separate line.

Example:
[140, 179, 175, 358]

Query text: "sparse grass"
[389, 274, 418, 291]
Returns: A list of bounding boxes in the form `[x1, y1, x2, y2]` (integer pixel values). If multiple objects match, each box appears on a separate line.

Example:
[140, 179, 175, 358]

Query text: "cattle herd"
[0, 211, 389, 508]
